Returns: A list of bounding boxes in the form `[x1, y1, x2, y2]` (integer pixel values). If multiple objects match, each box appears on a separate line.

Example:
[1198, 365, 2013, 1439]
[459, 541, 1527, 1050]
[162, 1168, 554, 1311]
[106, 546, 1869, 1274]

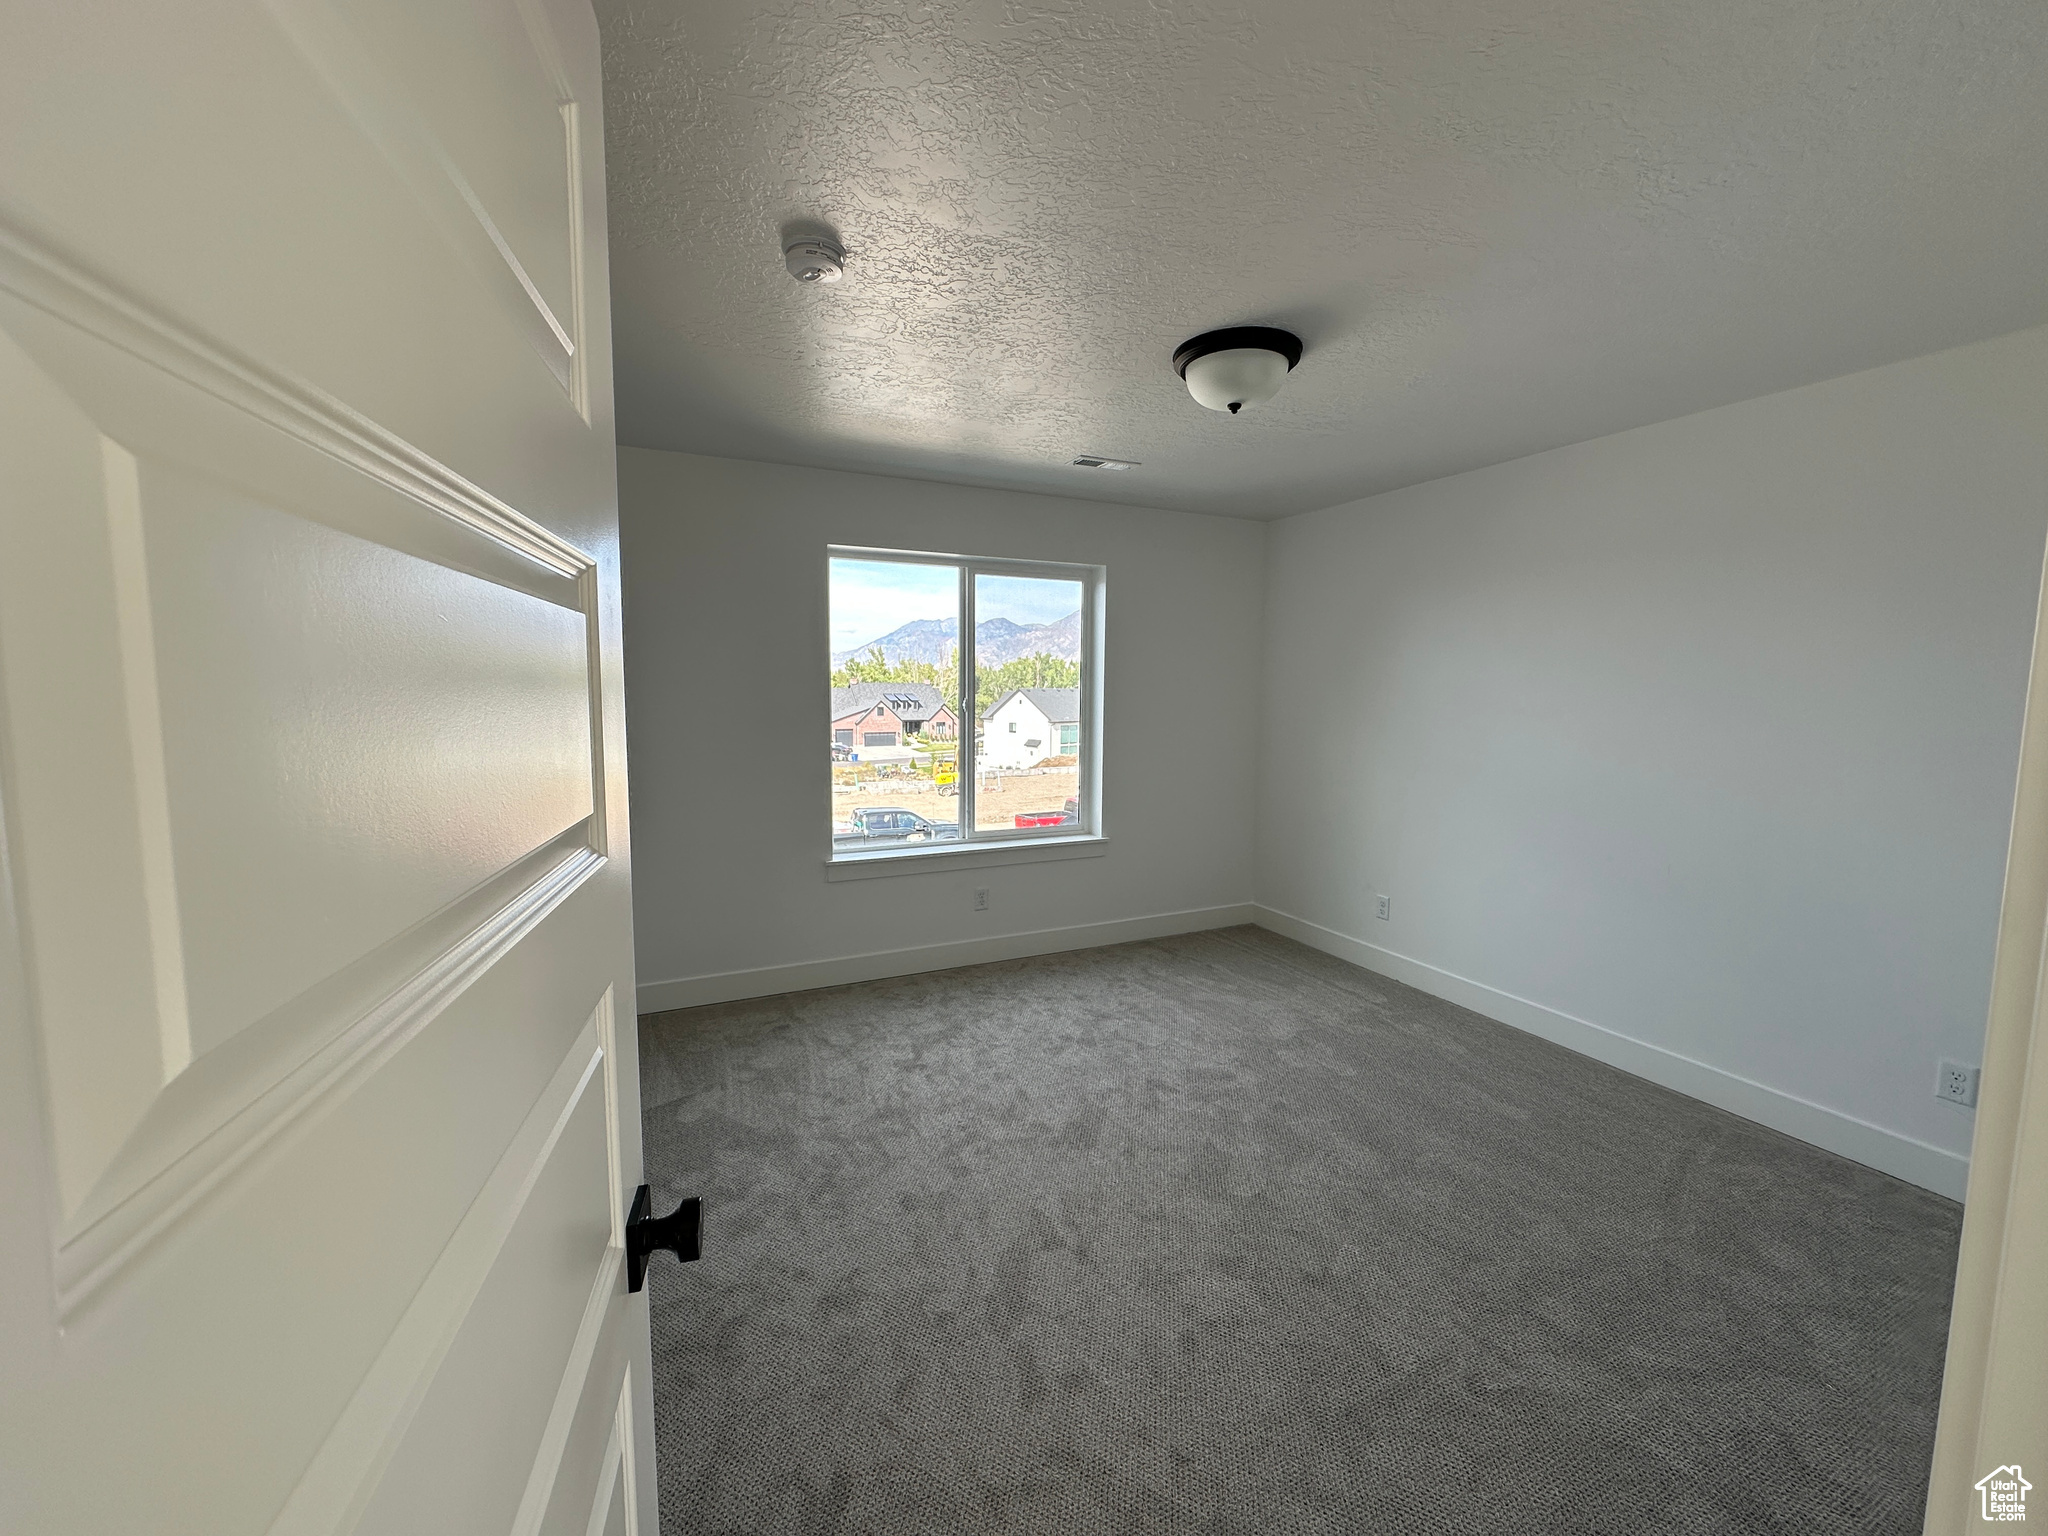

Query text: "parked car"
[830, 739, 853, 761]
[1014, 797, 1082, 830]
[834, 807, 961, 846]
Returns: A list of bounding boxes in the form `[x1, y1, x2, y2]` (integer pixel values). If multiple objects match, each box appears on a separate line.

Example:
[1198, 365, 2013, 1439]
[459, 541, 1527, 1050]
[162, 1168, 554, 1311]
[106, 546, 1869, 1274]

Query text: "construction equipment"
[928, 748, 960, 796]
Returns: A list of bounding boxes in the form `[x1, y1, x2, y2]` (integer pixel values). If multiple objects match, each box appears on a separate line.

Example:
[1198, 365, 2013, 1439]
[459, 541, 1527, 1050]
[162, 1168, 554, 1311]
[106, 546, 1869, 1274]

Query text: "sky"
[829, 559, 1081, 652]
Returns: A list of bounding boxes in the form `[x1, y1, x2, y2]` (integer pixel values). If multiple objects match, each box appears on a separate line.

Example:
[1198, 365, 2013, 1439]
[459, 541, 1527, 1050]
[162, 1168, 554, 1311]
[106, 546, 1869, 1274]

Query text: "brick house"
[831, 683, 959, 748]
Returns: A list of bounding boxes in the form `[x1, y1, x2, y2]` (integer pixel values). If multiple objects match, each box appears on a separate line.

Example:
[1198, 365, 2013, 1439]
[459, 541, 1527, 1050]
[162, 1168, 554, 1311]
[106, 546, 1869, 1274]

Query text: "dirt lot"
[972, 767, 1081, 830]
[828, 765, 1080, 833]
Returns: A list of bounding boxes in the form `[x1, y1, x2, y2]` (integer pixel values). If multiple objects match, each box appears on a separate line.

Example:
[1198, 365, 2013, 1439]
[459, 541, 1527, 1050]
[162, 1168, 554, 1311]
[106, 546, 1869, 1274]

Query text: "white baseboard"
[637, 903, 1259, 1014]
[1254, 905, 1971, 1200]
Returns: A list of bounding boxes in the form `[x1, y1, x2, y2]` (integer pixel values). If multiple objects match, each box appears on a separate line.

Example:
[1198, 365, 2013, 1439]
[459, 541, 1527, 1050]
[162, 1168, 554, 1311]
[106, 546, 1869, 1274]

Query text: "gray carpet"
[638, 926, 1961, 1534]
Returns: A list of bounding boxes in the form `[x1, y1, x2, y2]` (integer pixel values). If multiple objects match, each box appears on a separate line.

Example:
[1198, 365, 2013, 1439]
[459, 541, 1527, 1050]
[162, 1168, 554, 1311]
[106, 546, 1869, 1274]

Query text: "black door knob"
[626, 1184, 701, 1293]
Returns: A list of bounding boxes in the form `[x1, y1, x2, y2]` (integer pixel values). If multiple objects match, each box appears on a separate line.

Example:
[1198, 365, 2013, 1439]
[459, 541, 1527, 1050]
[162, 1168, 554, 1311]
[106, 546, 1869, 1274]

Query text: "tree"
[974, 653, 1080, 718]
[829, 644, 1078, 723]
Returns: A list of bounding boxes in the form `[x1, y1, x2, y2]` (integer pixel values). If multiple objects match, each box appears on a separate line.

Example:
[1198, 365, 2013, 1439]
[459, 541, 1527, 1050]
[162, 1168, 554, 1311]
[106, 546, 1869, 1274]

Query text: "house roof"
[830, 682, 954, 721]
[988, 687, 1081, 725]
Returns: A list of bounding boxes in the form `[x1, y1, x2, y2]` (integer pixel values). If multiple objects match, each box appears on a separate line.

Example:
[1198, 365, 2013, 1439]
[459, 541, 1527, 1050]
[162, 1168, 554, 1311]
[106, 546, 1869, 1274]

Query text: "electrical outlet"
[972, 888, 990, 912]
[1935, 1060, 1980, 1108]
[1375, 894, 1391, 921]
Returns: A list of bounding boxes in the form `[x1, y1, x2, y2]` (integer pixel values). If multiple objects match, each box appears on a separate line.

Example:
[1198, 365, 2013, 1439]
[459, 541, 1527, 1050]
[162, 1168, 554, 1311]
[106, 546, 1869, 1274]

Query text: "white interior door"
[0, 1, 657, 1532]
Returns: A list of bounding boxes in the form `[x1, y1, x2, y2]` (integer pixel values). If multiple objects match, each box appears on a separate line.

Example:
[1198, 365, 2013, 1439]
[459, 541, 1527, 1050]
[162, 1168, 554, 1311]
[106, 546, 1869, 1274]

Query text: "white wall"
[1258, 324, 2048, 1197]
[619, 449, 1264, 1008]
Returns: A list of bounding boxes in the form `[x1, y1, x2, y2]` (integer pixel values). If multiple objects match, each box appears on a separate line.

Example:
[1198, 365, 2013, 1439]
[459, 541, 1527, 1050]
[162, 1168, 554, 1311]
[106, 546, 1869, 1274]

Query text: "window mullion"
[958, 560, 976, 843]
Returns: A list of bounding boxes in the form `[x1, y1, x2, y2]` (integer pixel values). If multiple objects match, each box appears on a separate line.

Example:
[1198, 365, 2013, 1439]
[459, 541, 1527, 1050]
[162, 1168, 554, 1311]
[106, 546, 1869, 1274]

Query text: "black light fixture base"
[1172, 325, 1303, 378]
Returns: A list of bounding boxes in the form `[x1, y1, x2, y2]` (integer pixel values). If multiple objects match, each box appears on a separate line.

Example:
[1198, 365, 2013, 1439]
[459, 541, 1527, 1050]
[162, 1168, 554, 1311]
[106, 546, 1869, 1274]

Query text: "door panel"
[340, 0, 585, 337]
[575, 1384, 642, 1536]
[0, 0, 652, 1531]
[291, 997, 620, 1536]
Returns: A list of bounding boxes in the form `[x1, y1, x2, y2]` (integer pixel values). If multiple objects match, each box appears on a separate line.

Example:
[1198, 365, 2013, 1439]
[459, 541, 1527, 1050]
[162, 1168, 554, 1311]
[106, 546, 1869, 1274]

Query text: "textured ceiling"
[597, 0, 2048, 519]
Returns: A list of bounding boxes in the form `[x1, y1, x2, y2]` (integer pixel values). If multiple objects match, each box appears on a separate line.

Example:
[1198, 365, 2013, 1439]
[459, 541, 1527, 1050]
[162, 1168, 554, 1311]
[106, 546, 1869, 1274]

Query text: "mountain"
[976, 609, 1082, 666]
[830, 616, 958, 669]
[832, 610, 1081, 669]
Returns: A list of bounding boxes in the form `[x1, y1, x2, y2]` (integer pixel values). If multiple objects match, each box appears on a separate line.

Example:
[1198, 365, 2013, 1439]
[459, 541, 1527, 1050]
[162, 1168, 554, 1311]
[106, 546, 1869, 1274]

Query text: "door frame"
[1925, 534, 2048, 1531]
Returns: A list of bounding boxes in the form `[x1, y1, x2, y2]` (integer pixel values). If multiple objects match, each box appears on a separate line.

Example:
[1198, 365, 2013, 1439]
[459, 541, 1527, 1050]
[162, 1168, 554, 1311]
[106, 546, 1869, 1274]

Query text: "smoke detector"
[1172, 326, 1304, 413]
[783, 237, 844, 284]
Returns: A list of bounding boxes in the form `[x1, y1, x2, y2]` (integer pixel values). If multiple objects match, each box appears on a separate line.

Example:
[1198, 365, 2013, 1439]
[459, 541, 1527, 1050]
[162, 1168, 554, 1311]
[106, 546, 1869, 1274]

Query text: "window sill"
[825, 835, 1108, 882]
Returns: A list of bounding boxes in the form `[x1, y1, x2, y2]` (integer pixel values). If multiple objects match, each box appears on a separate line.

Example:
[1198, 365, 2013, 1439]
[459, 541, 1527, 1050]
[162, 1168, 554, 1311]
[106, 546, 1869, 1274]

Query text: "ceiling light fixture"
[783, 236, 844, 284]
[1071, 455, 1140, 471]
[1172, 326, 1303, 414]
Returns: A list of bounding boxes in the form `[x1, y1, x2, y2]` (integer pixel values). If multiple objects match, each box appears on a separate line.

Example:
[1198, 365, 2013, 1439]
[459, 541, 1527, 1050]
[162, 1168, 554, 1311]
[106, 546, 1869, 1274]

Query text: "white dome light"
[1173, 326, 1304, 414]
[1182, 348, 1291, 413]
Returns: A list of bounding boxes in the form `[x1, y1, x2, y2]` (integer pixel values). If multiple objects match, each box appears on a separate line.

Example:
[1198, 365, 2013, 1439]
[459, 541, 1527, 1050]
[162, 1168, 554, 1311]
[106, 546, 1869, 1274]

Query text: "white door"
[0, 1, 658, 1532]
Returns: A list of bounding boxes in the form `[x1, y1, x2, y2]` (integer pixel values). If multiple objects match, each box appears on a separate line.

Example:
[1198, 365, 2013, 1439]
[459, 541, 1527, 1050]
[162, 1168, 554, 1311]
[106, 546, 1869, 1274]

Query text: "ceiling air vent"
[1071, 455, 1139, 471]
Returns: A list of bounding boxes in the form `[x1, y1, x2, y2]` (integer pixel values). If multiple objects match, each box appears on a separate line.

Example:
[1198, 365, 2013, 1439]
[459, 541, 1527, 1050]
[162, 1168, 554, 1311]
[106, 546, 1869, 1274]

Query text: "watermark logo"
[1977, 1465, 2031, 1522]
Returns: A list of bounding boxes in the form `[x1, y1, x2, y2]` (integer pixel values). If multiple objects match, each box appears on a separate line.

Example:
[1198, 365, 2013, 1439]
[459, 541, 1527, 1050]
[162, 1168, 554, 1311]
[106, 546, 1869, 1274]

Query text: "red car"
[1014, 797, 1081, 830]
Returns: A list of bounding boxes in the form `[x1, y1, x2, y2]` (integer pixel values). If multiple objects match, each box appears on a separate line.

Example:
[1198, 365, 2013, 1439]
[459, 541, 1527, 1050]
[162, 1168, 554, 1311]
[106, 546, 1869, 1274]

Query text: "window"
[829, 548, 1100, 860]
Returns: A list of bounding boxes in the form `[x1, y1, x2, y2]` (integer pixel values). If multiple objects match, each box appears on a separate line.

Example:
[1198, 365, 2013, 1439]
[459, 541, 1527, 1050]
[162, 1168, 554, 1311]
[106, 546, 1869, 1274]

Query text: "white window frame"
[827, 545, 1105, 876]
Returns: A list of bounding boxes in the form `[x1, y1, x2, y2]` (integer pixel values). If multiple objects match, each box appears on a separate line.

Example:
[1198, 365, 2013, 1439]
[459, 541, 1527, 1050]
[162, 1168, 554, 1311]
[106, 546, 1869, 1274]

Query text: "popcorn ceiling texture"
[597, 0, 2048, 518]
[639, 928, 1959, 1532]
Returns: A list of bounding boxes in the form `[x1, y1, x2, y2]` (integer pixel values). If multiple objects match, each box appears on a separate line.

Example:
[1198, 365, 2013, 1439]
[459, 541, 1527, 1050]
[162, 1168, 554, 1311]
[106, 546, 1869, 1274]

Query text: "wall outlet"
[1935, 1060, 1980, 1108]
[972, 888, 990, 912]
[1375, 894, 1391, 921]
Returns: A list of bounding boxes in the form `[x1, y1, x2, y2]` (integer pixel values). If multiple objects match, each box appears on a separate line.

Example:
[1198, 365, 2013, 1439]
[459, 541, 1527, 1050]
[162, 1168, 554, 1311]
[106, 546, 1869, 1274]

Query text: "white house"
[981, 688, 1081, 769]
